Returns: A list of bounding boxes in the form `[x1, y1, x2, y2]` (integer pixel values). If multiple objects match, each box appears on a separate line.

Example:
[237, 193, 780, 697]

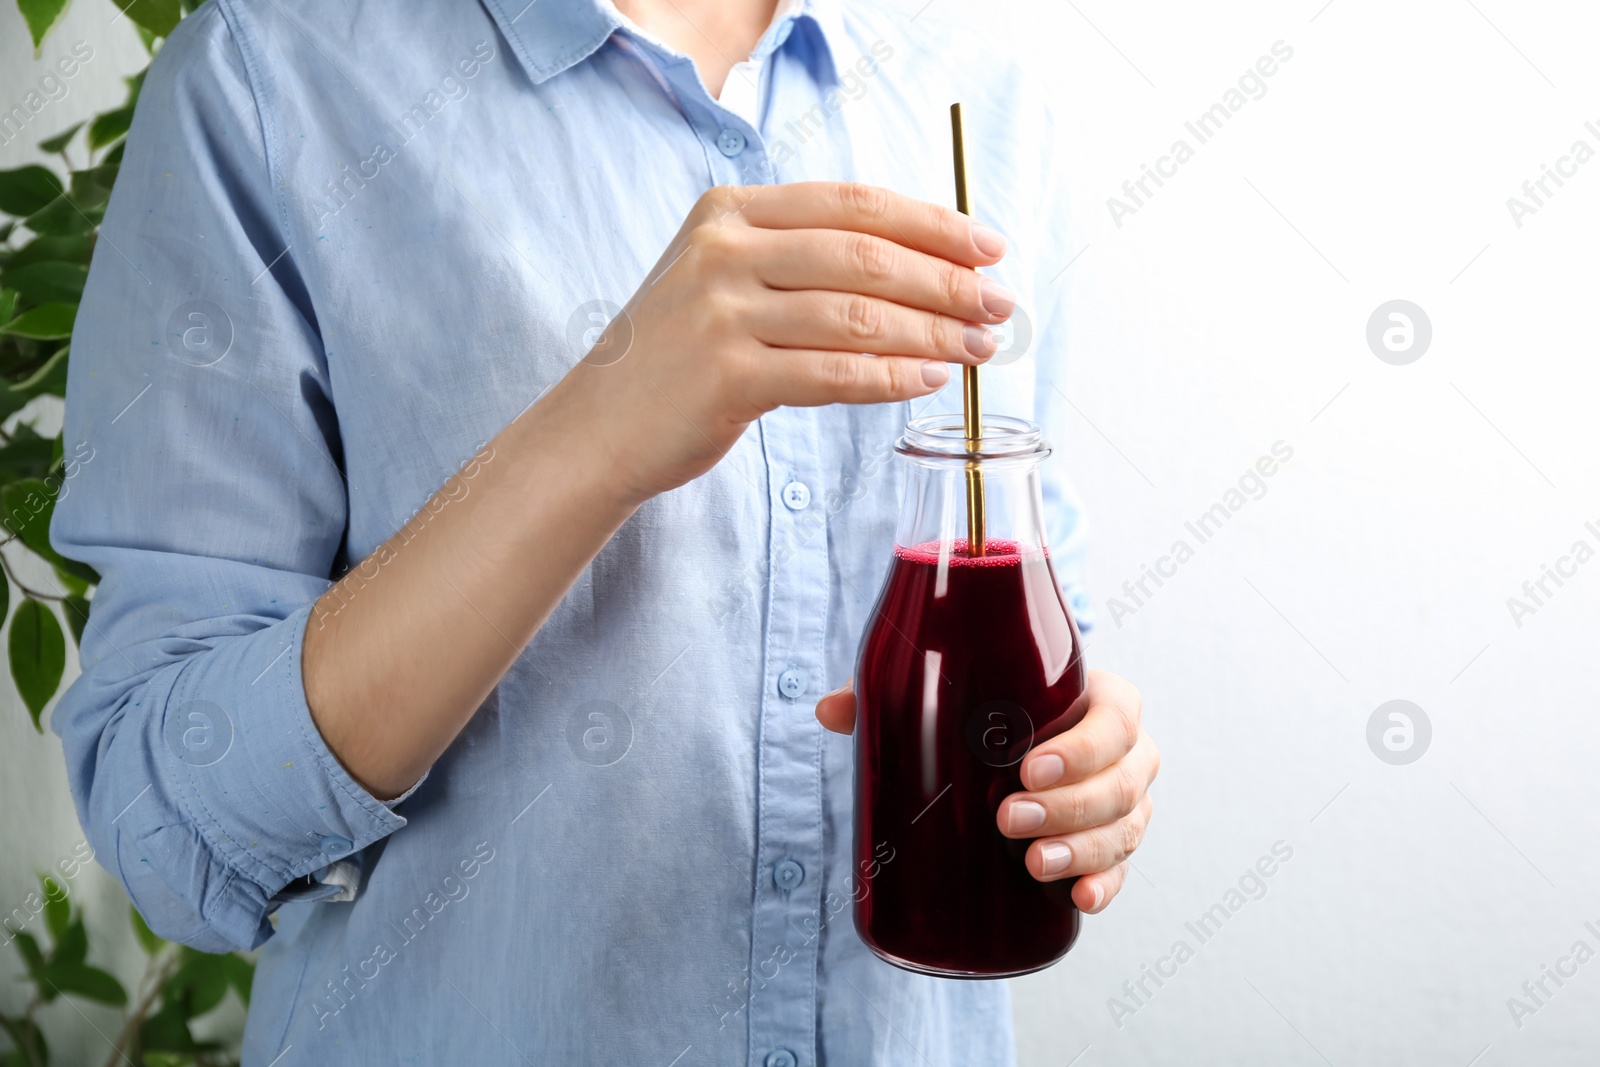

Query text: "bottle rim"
[896, 413, 1049, 462]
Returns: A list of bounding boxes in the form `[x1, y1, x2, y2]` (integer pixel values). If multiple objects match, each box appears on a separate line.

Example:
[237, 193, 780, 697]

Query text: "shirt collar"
[480, 0, 845, 86]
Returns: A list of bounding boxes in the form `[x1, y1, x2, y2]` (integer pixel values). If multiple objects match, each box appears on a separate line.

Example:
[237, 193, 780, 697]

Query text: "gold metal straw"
[950, 102, 986, 557]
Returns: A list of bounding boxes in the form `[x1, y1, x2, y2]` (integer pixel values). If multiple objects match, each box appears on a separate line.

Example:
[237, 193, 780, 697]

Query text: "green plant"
[2, 876, 253, 1067]
[0, 0, 174, 720]
[2, 2, 255, 1064]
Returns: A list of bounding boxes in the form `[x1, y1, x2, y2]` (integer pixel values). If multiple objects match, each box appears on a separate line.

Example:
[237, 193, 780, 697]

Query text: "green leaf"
[0, 437, 51, 484]
[49, 917, 86, 967]
[0, 347, 72, 426]
[9, 344, 71, 403]
[2, 477, 63, 564]
[0, 303, 76, 340]
[139, 1000, 198, 1055]
[37, 121, 85, 155]
[0, 470, 96, 591]
[16, 0, 72, 51]
[88, 105, 135, 151]
[166, 948, 228, 1017]
[11, 930, 46, 979]
[6, 236, 92, 271]
[22, 195, 97, 237]
[63, 595, 90, 646]
[69, 163, 119, 211]
[121, 0, 180, 39]
[54, 565, 86, 594]
[41, 961, 126, 1006]
[40, 876, 69, 941]
[0, 291, 15, 327]
[130, 905, 165, 954]
[0, 1014, 50, 1066]
[220, 952, 254, 1006]
[0, 166, 64, 216]
[141, 1055, 186, 1067]
[10, 599, 66, 729]
[1, 261, 87, 305]
[0, 571, 8, 630]
[59, 557, 98, 589]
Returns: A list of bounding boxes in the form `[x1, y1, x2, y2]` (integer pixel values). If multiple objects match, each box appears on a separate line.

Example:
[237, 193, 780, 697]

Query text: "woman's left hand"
[816, 668, 1159, 915]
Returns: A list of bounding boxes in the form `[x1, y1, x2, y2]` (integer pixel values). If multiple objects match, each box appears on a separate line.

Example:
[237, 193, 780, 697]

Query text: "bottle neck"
[894, 454, 1050, 559]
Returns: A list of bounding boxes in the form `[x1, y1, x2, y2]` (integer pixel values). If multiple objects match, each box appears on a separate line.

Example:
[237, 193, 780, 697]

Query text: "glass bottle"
[853, 414, 1087, 977]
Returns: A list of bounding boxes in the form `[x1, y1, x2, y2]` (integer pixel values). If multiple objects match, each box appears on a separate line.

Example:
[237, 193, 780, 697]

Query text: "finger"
[998, 730, 1159, 838]
[750, 290, 997, 364]
[1024, 794, 1153, 883]
[1073, 861, 1128, 913]
[750, 229, 1014, 324]
[732, 182, 1006, 267]
[816, 680, 855, 734]
[752, 348, 950, 408]
[1019, 669, 1145, 790]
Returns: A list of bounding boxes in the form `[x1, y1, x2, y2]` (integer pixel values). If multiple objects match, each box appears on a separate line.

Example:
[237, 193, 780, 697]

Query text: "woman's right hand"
[557, 182, 1017, 505]
[306, 182, 1016, 797]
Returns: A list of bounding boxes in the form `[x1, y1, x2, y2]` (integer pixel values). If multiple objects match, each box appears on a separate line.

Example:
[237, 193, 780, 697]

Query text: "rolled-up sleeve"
[48, 5, 407, 953]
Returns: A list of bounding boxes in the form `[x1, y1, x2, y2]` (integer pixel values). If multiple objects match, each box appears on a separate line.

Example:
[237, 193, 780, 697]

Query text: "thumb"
[815, 679, 856, 734]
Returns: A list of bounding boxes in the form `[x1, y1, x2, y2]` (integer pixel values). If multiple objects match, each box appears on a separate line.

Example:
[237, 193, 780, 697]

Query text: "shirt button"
[777, 669, 806, 700]
[773, 859, 805, 891]
[765, 1052, 798, 1067]
[781, 481, 810, 510]
[319, 835, 352, 855]
[716, 128, 747, 156]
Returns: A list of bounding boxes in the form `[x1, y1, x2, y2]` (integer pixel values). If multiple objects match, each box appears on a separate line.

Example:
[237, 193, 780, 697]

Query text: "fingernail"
[963, 324, 996, 358]
[1027, 754, 1065, 790]
[921, 360, 950, 387]
[1040, 842, 1072, 876]
[1006, 800, 1047, 835]
[971, 221, 1006, 257]
[1089, 881, 1106, 911]
[979, 277, 1016, 320]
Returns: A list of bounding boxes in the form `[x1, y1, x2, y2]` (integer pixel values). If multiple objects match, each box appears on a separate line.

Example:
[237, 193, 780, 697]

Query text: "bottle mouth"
[896, 414, 1048, 461]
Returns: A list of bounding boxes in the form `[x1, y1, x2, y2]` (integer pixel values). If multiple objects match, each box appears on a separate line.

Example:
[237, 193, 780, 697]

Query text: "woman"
[52, 0, 1159, 1062]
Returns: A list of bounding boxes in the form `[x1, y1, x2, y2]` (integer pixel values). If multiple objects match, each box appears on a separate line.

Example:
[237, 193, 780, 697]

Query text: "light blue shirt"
[51, 0, 1089, 1063]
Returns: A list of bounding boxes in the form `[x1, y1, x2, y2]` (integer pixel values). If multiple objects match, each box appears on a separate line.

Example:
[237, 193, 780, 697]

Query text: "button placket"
[747, 408, 829, 1067]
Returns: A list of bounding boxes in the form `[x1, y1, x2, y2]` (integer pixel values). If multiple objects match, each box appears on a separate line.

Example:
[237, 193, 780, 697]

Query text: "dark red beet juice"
[854, 538, 1086, 977]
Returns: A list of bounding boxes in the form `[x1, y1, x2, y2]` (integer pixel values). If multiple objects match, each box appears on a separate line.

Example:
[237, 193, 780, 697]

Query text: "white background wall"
[1010, 2, 1600, 1064]
[3, 2, 1598, 1065]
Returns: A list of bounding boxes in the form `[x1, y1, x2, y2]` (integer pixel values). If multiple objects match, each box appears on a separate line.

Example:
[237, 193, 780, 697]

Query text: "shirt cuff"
[130, 603, 416, 948]
[287, 770, 429, 905]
